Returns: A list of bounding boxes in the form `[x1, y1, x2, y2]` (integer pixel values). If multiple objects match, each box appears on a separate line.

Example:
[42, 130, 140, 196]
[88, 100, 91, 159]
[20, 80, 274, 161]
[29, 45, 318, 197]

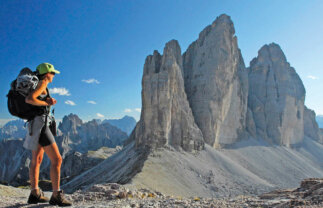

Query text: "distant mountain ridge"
[102, 115, 137, 135]
[0, 115, 136, 140]
[0, 119, 26, 141]
[57, 113, 129, 153]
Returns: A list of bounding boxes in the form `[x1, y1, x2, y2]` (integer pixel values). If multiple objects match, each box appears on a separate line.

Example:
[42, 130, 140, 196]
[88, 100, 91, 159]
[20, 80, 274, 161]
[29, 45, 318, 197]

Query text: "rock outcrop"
[259, 178, 323, 207]
[247, 43, 306, 146]
[183, 14, 248, 148]
[130, 40, 204, 152]
[304, 106, 323, 143]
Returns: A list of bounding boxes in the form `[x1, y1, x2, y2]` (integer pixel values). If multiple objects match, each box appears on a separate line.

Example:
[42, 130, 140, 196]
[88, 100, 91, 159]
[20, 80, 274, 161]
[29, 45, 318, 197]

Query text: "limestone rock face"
[183, 14, 248, 147]
[247, 43, 305, 146]
[132, 40, 204, 151]
[304, 106, 323, 143]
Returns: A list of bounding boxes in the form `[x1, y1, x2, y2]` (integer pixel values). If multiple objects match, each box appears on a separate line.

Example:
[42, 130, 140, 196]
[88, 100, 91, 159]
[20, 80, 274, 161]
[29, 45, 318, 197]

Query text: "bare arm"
[25, 80, 50, 106]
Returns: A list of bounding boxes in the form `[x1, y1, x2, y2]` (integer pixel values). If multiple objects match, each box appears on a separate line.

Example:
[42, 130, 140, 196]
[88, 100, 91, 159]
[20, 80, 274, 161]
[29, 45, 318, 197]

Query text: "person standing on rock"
[23, 63, 72, 206]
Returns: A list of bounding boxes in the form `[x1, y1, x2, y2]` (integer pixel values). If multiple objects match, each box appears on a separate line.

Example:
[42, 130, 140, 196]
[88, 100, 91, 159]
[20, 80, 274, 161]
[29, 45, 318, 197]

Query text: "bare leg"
[43, 142, 62, 197]
[30, 144, 44, 195]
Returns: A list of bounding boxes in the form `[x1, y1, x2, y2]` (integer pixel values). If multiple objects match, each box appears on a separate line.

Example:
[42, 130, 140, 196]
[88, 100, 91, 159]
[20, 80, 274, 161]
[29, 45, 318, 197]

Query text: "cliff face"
[132, 40, 204, 152]
[247, 43, 306, 146]
[183, 14, 248, 148]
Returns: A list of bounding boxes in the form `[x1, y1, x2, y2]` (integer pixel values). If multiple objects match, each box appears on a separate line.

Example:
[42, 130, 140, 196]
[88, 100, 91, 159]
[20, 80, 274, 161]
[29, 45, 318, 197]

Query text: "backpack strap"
[45, 87, 51, 114]
[41, 114, 48, 135]
[28, 119, 35, 136]
[46, 87, 50, 97]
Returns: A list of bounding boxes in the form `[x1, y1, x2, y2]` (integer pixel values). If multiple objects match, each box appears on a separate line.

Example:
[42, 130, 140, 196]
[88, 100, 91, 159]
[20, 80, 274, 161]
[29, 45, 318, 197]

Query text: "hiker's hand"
[46, 98, 57, 106]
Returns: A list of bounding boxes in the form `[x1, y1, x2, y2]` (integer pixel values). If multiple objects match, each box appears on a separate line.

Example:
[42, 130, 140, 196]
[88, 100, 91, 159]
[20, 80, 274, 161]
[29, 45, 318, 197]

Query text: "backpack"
[7, 67, 50, 121]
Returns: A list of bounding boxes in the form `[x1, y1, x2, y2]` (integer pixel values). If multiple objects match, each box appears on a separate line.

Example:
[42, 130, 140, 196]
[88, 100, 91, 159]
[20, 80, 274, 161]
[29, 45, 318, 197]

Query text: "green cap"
[36, 63, 60, 75]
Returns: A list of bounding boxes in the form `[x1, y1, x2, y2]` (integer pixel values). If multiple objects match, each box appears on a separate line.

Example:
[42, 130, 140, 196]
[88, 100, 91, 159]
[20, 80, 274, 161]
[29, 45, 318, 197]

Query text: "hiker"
[22, 63, 72, 206]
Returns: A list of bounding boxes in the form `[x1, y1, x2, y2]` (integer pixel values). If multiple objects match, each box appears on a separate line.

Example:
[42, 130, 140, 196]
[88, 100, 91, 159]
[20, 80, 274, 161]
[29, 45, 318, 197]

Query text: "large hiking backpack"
[7, 67, 49, 121]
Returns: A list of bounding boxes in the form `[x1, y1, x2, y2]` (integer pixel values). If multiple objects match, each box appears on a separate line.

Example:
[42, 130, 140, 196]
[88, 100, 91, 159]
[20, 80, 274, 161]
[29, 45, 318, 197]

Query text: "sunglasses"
[50, 72, 56, 75]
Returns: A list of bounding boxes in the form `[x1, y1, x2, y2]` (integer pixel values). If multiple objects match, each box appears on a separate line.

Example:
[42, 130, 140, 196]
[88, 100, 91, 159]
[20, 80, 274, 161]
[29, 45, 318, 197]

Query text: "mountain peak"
[102, 116, 137, 135]
[212, 13, 232, 25]
[257, 43, 287, 63]
[120, 115, 136, 122]
[211, 13, 234, 33]
[58, 113, 83, 134]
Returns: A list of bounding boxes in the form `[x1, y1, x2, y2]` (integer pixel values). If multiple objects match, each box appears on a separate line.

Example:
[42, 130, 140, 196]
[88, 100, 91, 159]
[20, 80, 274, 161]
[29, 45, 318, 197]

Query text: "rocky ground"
[1, 178, 322, 208]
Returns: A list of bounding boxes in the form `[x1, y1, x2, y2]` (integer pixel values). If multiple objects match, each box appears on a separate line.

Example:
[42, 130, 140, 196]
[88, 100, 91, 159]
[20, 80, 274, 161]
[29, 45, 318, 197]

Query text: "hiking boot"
[27, 188, 50, 204]
[49, 190, 72, 206]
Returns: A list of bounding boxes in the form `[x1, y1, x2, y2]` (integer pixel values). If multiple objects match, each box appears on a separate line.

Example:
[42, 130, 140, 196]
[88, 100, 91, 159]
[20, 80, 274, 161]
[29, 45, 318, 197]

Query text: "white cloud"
[87, 101, 97, 104]
[124, 108, 132, 113]
[82, 78, 100, 84]
[307, 75, 319, 80]
[65, 100, 76, 106]
[49, 87, 71, 96]
[96, 113, 104, 118]
[135, 108, 141, 112]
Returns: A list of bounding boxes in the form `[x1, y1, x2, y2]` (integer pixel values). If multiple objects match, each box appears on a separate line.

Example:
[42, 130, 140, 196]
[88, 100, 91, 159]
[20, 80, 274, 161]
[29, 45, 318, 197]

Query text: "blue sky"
[1, 0, 322, 126]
